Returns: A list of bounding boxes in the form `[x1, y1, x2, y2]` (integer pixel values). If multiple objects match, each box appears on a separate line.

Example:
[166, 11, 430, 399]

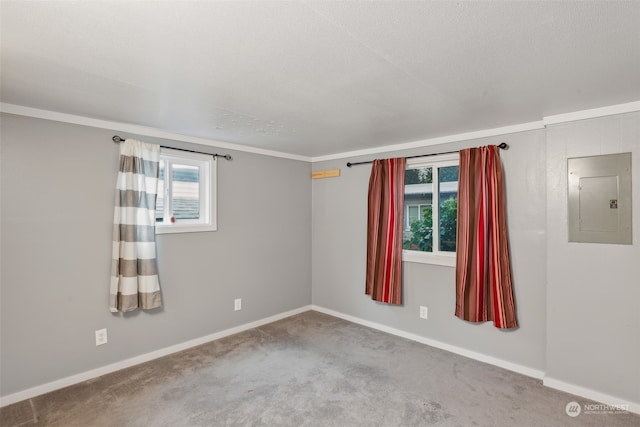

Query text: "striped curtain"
[365, 158, 406, 305]
[455, 146, 517, 329]
[110, 139, 162, 312]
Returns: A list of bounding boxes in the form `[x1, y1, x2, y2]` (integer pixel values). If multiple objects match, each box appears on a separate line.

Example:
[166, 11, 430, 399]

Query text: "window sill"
[156, 224, 217, 234]
[402, 250, 456, 267]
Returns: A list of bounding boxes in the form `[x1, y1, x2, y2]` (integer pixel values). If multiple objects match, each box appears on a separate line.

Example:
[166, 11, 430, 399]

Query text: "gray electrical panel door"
[568, 153, 632, 244]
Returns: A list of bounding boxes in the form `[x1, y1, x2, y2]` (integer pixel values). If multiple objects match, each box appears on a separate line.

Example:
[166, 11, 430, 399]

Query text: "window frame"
[402, 153, 459, 267]
[155, 148, 217, 234]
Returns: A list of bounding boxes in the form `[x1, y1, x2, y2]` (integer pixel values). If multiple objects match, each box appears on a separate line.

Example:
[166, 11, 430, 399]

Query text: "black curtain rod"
[112, 136, 232, 160]
[346, 142, 508, 167]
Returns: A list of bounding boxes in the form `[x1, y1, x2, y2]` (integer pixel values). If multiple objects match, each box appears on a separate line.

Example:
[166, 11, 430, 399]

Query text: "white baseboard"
[0, 305, 312, 407]
[313, 305, 640, 416]
[311, 305, 545, 379]
[5, 304, 638, 417]
[543, 377, 640, 415]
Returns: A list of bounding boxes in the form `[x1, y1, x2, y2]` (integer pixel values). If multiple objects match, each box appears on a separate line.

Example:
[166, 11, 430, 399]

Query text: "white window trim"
[155, 148, 217, 234]
[402, 153, 458, 267]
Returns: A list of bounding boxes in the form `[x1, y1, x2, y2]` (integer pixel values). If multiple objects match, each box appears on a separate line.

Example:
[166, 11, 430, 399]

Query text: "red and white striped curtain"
[365, 158, 406, 305]
[455, 146, 517, 329]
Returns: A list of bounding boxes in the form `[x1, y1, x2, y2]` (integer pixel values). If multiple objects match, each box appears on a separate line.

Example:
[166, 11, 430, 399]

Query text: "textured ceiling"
[1, 1, 639, 157]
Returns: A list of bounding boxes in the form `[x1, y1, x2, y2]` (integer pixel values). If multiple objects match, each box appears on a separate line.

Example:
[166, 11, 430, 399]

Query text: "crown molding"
[543, 101, 640, 126]
[3, 100, 638, 165]
[311, 121, 545, 163]
[0, 103, 312, 162]
[312, 100, 640, 163]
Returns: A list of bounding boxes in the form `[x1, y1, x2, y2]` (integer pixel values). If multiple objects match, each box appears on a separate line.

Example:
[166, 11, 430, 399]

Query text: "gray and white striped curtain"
[110, 139, 162, 312]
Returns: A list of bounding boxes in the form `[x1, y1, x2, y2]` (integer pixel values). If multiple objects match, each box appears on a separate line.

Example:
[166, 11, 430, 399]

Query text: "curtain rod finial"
[346, 162, 353, 167]
[498, 142, 508, 149]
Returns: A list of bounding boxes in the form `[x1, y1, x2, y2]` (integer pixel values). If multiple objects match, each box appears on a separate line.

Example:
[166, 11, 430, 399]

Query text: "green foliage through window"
[438, 198, 457, 251]
[403, 198, 457, 252]
[404, 205, 433, 251]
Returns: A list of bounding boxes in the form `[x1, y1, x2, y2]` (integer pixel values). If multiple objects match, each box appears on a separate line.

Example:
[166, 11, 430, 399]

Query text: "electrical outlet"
[234, 298, 242, 311]
[419, 306, 428, 320]
[95, 328, 108, 346]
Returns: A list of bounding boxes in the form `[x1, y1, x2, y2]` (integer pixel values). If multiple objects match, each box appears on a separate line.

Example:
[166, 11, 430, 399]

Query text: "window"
[155, 148, 217, 234]
[402, 153, 459, 266]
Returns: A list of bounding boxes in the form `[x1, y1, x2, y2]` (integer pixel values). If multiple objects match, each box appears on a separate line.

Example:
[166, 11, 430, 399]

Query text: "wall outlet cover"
[95, 328, 108, 346]
[419, 306, 428, 319]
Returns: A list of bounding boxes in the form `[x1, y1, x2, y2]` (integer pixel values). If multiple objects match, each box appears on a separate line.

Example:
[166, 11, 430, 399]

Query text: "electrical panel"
[568, 153, 632, 244]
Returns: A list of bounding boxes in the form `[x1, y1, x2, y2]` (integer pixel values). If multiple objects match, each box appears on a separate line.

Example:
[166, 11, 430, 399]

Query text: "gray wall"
[312, 130, 548, 372]
[313, 113, 640, 406]
[0, 113, 312, 396]
[2, 110, 638, 405]
[546, 112, 640, 404]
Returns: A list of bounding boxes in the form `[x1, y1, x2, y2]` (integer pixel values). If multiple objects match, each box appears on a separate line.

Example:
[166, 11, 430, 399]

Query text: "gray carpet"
[1, 311, 638, 426]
